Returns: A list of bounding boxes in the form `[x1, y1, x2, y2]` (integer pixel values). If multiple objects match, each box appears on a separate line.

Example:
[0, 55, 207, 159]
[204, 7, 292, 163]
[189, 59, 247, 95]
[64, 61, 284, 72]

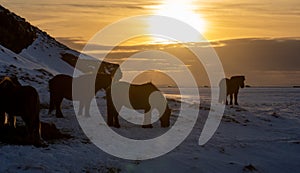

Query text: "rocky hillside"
[0, 5, 120, 77]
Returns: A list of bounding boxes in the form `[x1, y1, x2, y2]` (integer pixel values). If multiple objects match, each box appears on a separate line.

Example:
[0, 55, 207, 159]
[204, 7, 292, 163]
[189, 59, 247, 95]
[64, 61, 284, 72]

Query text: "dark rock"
[243, 164, 258, 172]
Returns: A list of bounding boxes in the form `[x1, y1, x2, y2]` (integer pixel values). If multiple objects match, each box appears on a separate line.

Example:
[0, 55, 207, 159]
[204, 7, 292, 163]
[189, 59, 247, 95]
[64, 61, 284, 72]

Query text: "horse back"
[108, 82, 159, 110]
[129, 83, 161, 110]
[49, 74, 73, 99]
[227, 78, 242, 94]
[49, 74, 72, 90]
[5, 86, 40, 116]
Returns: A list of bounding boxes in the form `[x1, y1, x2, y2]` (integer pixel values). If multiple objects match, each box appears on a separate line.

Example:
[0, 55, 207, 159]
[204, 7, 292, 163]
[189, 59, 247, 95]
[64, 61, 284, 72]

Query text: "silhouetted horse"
[0, 76, 21, 128]
[106, 81, 171, 128]
[48, 74, 112, 117]
[219, 76, 245, 105]
[0, 76, 42, 146]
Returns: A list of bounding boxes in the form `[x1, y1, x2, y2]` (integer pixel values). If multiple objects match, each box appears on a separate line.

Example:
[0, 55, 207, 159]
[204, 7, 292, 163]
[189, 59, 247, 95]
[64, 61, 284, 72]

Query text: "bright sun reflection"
[148, 0, 206, 43]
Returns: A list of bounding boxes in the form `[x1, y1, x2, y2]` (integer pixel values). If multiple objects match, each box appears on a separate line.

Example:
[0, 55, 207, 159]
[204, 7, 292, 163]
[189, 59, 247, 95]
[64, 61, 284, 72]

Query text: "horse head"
[0, 76, 21, 91]
[96, 73, 113, 90]
[145, 82, 160, 92]
[230, 76, 245, 88]
[239, 76, 245, 88]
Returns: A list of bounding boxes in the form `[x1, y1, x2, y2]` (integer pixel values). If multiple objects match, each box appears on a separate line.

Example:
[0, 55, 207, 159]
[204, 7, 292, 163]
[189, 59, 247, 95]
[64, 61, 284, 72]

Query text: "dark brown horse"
[106, 81, 171, 128]
[219, 76, 245, 105]
[0, 76, 42, 146]
[0, 76, 22, 128]
[48, 73, 112, 117]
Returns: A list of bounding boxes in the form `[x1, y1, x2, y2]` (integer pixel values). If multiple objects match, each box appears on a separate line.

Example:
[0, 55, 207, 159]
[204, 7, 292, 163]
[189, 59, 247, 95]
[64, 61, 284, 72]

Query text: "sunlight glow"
[148, 0, 207, 43]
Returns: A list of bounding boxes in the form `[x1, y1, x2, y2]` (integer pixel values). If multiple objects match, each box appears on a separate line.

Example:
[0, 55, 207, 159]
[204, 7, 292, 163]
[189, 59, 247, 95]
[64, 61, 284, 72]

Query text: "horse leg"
[23, 114, 44, 147]
[29, 95, 46, 147]
[234, 92, 239, 105]
[0, 111, 5, 128]
[111, 106, 120, 128]
[225, 94, 228, 105]
[48, 92, 55, 115]
[113, 112, 120, 128]
[142, 108, 153, 128]
[108, 105, 120, 128]
[106, 92, 119, 127]
[106, 93, 113, 126]
[219, 86, 226, 104]
[8, 115, 16, 128]
[55, 97, 64, 118]
[107, 105, 114, 127]
[78, 101, 84, 116]
[84, 100, 91, 117]
[229, 94, 233, 105]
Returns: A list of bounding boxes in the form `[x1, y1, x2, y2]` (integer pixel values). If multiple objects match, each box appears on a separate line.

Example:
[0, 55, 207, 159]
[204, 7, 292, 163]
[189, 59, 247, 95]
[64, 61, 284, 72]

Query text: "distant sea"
[162, 87, 300, 107]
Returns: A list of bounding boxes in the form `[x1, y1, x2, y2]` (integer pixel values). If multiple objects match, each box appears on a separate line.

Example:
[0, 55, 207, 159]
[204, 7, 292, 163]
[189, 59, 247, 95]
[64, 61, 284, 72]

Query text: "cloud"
[215, 38, 300, 72]
[58, 36, 300, 86]
[56, 37, 86, 50]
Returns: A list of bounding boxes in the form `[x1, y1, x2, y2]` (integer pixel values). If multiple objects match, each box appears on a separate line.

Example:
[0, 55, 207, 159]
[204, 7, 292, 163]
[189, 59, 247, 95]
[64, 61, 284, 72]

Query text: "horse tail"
[22, 86, 41, 140]
[48, 77, 54, 92]
[48, 78, 55, 114]
[219, 78, 227, 103]
[35, 90, 41, 135]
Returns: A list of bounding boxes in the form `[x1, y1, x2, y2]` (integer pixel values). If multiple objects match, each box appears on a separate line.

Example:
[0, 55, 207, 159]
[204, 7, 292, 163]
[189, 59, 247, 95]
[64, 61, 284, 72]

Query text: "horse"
[48, 73, 112, 117]
[106, 81, 171, 128]
[219, 76, 245, 105]
[0, 76, 43, 146]
[0, 75, 22, 128]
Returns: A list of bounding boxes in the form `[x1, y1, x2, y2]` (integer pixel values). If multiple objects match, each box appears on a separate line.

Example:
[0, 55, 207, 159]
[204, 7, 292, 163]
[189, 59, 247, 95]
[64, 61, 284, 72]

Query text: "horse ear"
[0, 78, 14, 89]
[10, 75, 21, 86]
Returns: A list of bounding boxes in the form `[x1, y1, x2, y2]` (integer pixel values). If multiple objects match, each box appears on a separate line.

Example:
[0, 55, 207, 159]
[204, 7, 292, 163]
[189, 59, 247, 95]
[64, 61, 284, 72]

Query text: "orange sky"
[2, 0, 300, 48]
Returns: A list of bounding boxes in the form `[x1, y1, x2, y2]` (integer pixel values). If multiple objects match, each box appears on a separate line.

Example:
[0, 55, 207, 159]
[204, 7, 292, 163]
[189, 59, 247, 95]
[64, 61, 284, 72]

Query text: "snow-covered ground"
[1, 78, 299, 172]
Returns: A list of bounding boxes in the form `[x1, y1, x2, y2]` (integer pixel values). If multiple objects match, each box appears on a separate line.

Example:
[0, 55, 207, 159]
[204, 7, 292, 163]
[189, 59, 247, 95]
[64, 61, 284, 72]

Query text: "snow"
[0, 45, 42, 69]
[19, 33, 75, 76]
[1, 68, 299, 173]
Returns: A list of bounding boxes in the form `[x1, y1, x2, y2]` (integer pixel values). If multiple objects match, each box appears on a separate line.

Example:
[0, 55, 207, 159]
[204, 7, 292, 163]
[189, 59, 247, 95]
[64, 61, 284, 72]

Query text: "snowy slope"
[0, 45, 42, 69]
[19, 33, 75, 75]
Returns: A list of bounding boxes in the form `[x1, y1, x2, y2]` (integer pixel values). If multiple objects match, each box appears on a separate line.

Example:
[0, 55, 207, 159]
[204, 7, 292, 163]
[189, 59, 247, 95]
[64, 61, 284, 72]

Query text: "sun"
[147, 0, 206, 43]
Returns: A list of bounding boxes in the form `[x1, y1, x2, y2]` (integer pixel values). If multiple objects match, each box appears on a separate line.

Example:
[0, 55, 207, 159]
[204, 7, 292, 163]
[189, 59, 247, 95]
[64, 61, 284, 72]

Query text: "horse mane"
[0, 76, 10, 85]
[0, 76, 19, 87]
[145, 82, 159, 91]
[229, 75, 245, 89]
[230, 76, 245, 80]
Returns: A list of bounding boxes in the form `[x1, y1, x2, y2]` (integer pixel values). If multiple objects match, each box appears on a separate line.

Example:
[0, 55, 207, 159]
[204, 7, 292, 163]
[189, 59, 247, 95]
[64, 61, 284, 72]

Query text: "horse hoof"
[142, 125, 153, 128]
[56, 114, 64, 118]
[34, 140, 48, 148]
[113, 124, 121, 128]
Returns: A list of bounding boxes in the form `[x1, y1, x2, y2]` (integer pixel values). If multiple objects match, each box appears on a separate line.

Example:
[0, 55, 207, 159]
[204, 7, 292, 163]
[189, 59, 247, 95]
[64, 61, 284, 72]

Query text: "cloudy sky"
[1, 0, 300, 86]
[2, 0, 300, 43]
